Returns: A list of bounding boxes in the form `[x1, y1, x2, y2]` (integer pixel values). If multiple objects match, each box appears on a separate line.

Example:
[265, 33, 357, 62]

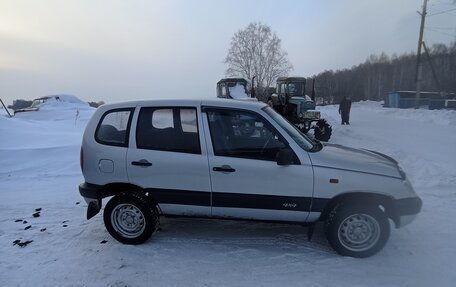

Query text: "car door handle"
[131, 160, 152, 167]
[213, 165, 236, 173]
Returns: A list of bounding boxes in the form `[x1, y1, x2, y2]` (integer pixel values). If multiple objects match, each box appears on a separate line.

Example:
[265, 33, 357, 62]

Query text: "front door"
[204, 107, 314, 222]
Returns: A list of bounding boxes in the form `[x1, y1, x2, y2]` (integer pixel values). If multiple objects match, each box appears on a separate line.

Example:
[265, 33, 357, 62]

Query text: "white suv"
[79, 99, 421, 258]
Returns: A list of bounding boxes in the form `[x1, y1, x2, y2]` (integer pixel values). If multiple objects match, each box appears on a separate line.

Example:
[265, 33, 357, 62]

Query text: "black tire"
[325, 203, 390, 258]
[314, 119, 332, 142]
[103, 193, 158, 244]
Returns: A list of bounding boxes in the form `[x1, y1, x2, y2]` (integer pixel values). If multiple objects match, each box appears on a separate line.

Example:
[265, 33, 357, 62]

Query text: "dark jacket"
[339, 97, 352, 114]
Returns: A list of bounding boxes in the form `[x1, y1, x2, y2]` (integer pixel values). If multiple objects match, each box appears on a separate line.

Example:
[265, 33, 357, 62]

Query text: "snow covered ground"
[1, 99, 455, 287]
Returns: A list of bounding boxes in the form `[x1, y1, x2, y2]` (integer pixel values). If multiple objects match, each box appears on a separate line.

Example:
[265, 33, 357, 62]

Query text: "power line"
[428, 7, 456, 15]
[428, 7, 456, 16]
[426, 27, 456, 37]
[429, 2, 456, 7]
[426, 26, 455, 30]
[429, 0, 455, 5]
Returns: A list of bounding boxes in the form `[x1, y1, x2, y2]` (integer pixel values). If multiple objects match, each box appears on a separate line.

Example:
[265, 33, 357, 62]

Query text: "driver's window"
[207, 109, 287, 161]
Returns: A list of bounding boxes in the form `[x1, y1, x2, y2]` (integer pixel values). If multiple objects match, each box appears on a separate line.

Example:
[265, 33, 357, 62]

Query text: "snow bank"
[38, 94, 89, 110]
[0, 96, 94, 150]
[56, 94, 87, 105]
[13, 95, 94, 122]
[1, 107, 14, 117]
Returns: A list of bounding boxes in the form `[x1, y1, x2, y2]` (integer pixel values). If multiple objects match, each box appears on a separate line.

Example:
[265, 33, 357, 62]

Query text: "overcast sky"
[1, 0, 455, 105]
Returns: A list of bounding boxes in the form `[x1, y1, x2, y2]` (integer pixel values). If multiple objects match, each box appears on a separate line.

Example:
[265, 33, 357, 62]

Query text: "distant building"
[384, 91, 456, 110]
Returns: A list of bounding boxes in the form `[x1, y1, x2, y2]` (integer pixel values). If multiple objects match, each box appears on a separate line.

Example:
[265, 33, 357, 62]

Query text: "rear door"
[203, 107, 314, 222]
[127, 105, 211, 216]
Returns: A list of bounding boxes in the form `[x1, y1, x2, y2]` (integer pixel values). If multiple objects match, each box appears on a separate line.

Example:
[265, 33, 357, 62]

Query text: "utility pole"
[415, 0, 428, 109]
[422, 41, 441, 93]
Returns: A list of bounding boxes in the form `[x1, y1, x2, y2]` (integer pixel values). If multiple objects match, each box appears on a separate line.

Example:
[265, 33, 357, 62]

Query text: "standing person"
[339, 96, 352, 125]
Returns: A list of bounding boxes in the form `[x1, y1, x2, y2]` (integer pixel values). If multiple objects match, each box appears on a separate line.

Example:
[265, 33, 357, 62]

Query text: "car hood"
[308, 143, 402, 179]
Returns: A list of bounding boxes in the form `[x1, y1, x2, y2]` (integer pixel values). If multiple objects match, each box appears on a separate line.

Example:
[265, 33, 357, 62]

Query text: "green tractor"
[267, 77, 332, 141]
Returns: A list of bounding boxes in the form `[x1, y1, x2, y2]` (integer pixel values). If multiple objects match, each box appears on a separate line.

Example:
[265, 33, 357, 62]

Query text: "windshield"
[287, 82, 305, 97]
[263, 106, 315, 151]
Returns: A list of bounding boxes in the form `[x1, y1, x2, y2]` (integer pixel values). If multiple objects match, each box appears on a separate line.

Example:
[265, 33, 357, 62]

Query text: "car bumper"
[394, 196, 422, 228]
[79, 183, 103, 219]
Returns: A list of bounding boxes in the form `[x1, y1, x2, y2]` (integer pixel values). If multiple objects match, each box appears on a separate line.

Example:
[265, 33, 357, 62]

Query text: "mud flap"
[87, 199, 102, 220]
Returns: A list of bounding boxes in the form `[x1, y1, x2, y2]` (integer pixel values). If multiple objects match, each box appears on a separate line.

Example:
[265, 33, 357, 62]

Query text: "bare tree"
[224, 22, 292, 90]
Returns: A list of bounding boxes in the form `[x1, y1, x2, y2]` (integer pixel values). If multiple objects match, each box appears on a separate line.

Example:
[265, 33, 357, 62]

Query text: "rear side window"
[95, 109, 133, 147]
[136, 107, 201, 154]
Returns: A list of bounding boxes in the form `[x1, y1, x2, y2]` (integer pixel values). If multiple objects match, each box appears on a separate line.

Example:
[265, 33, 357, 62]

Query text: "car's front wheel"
[325, 203, 390, 258]
[104, 193, 158, 244]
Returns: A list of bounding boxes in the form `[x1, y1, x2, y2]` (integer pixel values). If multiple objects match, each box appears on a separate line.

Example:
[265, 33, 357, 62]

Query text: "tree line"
[312, 42, 456, 105]
[224, 22, 456, 105]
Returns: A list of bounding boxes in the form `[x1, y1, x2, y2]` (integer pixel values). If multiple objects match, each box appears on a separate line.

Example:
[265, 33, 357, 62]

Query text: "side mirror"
[276, 148, 295, 166]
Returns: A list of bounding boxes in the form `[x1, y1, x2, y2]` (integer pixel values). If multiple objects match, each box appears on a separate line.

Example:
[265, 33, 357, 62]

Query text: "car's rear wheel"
[325, 203, 390, 258]
[104, 193, 158, 244]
